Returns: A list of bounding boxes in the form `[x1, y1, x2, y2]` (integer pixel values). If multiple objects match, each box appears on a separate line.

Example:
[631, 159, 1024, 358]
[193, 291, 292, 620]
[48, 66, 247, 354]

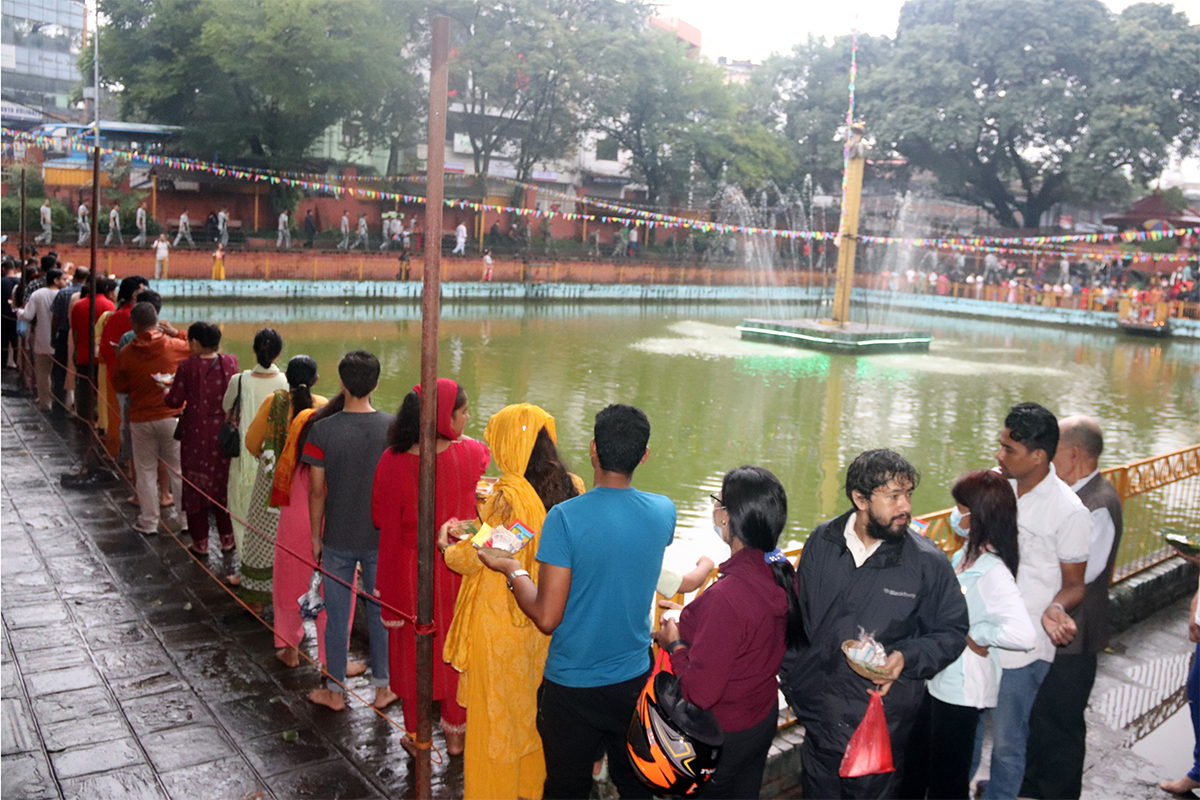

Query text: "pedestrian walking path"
[1, 397, 461, 800]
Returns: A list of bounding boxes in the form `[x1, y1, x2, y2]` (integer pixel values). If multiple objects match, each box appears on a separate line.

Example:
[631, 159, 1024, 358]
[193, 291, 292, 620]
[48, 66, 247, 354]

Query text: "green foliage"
[4, 162, 45, 198]
[95, 0, 410, 167]
[1161, 186, 1190, 214]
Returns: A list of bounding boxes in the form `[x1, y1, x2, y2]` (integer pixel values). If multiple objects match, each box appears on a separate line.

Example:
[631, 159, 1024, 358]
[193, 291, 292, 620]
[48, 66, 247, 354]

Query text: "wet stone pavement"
[1, 396, 463, 800]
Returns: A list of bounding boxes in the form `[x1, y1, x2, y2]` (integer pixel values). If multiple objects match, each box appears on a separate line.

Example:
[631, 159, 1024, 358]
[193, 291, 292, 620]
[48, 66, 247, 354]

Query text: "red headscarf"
[412, 377, 462, 441]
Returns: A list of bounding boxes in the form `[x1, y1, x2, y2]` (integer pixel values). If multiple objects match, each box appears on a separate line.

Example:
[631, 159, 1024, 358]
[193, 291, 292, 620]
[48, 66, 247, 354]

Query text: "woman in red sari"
[372, 378, 490, 756]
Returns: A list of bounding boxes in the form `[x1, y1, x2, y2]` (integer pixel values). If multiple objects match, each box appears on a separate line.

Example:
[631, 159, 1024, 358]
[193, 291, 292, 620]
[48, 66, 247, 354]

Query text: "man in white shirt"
[217, 207, 229, 246]
[1021, 416, 1123, 800]
[174, 208, 195, 246]
[277, 209, 291, 249]
[337, 210, 350, 250]
[978, 402, 1091, 800]
[35, 199, 53, 244]
[105, 202, 124, 246]
[77, 203, 90, 245]
[350, 213, 369, 250]
[452, 221, 467, 255]
[134, 202, 148, 247]
[18, 267, 69, 410]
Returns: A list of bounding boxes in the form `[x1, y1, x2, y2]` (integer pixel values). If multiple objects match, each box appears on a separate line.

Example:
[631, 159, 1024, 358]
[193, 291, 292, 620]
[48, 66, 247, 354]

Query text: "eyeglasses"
[710, 493, 724, 509]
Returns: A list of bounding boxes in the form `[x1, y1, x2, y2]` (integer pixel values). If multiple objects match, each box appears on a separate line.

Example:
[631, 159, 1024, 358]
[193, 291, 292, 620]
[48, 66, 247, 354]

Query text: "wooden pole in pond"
[831, 123, 866, 326]
[415, 14, 449, 800]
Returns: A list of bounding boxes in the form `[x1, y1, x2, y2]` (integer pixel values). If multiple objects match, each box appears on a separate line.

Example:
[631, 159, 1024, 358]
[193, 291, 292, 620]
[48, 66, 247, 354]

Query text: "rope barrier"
[30, 352, 445, 763]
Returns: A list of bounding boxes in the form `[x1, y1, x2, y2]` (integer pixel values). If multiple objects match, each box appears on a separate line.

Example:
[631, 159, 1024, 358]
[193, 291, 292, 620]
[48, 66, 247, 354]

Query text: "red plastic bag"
[838, 690, 895, 778]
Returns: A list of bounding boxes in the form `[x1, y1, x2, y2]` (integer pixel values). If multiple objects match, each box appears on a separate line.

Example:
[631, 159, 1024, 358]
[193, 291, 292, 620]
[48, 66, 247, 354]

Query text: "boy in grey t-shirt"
[302, 350, 396, 711]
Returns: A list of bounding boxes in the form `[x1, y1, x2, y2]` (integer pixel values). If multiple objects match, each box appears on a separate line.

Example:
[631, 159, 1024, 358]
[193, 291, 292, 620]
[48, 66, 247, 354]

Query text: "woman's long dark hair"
[388, 384, 468, 453]
[722, 465, 805, 648]
[285, 355, 318, 419]
[294, 392, 345, 458]
[951, 470, 1020, 578]
[525, 427, 579, 512]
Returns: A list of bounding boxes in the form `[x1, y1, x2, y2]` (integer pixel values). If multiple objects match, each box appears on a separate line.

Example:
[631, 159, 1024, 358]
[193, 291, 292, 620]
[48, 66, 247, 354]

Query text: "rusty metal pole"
[19, 167, 27, 262]
[87, 144, 99, 387]
[415, 15, 450, 800]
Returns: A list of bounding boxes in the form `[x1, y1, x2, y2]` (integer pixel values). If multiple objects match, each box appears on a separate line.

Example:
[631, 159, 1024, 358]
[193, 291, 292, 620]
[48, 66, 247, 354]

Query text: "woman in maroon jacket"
[654, 465, 805, 799]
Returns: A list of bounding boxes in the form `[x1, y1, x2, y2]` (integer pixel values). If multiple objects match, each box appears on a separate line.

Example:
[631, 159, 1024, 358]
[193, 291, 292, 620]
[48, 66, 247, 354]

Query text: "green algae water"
[165, 301, 1200, 572]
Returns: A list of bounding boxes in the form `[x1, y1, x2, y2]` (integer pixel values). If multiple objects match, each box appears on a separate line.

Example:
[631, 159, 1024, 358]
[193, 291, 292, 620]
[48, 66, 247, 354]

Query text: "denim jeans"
[1189, 643, 1200, 783]
[976, 659, 1052, 799]
[321, 546, 388, 692]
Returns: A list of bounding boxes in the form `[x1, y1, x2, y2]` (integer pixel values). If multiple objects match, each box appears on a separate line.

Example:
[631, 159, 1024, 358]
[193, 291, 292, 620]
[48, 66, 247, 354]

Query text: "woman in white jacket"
[924, 470, 1037, 799]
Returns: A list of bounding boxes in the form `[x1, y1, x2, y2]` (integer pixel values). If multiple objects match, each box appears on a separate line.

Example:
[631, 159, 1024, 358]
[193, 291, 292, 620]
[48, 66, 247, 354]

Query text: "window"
[595, 137, 618, 162]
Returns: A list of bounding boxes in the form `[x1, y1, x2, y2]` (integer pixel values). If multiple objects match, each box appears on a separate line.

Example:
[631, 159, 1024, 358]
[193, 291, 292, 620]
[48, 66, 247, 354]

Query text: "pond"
[164, 300, 1200, 573]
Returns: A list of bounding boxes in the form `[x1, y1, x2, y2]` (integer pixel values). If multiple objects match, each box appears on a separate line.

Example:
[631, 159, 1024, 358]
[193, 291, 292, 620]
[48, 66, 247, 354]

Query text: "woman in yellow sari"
[443, 404, 584, 800]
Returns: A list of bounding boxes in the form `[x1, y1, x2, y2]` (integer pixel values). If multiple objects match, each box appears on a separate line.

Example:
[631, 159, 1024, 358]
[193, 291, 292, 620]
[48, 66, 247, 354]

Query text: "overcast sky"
[658, 0, 1200, 63]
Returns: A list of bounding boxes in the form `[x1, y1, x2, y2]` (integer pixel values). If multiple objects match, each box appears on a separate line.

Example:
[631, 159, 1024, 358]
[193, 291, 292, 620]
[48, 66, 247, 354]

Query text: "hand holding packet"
[470, 520, 535, 554]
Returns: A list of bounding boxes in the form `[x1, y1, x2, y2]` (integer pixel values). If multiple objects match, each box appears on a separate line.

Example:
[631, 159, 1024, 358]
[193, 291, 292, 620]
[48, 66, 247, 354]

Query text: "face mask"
[949, 508, 969, 537]
[713, 522, 725, 540]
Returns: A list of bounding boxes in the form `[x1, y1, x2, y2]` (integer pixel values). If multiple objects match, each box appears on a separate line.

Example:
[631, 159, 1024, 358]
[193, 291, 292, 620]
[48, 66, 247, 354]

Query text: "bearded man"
[779, 449, 968, 799]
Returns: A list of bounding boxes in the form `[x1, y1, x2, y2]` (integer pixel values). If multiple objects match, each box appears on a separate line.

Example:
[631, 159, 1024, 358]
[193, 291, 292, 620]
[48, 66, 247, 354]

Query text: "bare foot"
[373, 686, 398, 709]
[225, 573, 241, 586]
[1161, 777, 1200, 795]
[245, 602, 265, 614]
[446, 728, 465, 756]
[159, 494, 173, 507]
[400, 733, 419, 758]
[308, 688, 345, 710]
[346, 660, 367, 677]
[275, 647, 300, 668]
[127, 495, 139, 506]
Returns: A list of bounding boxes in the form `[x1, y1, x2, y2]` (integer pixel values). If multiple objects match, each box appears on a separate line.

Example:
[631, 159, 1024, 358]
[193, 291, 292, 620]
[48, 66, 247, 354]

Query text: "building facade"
[1, 0, 85, 114]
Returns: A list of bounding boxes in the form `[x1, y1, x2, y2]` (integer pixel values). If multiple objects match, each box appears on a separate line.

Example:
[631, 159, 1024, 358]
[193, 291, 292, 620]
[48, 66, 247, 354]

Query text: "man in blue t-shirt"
[480, 404, 676, 799]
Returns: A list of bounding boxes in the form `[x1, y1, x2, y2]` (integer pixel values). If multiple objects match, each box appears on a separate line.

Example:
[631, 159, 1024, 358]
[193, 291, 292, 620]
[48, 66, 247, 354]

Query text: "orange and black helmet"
[626, 670, 724, 797]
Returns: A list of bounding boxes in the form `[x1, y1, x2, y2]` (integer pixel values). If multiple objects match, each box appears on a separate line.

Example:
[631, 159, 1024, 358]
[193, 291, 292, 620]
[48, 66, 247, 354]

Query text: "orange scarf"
[269, 397, 327, 507]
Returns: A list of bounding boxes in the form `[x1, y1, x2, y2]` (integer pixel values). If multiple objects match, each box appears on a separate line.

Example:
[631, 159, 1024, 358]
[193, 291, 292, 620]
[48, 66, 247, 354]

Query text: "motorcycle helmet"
[627, 669, 724, 796]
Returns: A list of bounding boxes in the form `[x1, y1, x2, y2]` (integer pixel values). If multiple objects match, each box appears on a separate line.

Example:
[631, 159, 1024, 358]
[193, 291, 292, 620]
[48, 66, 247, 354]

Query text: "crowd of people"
[4, 248, 1193, 800]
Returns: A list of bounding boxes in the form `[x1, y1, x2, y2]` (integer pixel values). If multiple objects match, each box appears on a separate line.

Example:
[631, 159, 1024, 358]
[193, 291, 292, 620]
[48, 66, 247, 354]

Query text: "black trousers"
[537, 671, 653, 800]
[799, 729, 902, 799]
[51, 329, 69, 406]
[926, 697, 982, 800]
[705, 705, 777, 800]
[1020, 653, 1097, 800]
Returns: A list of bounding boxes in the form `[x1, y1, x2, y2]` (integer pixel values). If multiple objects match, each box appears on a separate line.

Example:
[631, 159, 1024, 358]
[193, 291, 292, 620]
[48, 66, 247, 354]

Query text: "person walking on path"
[452, 221, 468, 255]
[479, 403, 676, 799]
[269, 367, 333, 669]
[217, 207, 229, 246]
[481, 249, 494, 281]
[337, 211, 350, 250]
[76, 202, 90, 246]
[105, 202, 124, 246]
[1021, 415, 1124, 800]
[349, 213, 369, 250]
[303, 210, 317, 249]
[653, 465, 805, 800]
[976, 402, 1091, 800]
[174, 208, 195, 246]
[35, 199, 53, 245]
[113, 301, 189, 535]
[153, 234, 170, 280]
[303, 350, 397, 711]
[779, 449, 969, 799]
[277, 209, 291, 250]
[373, 379, 490, 759]
[134, 202, 148, 247]
[164, 322, 238, 554]
[918, 471, 1036, 800]
[223, 329, 287, 559]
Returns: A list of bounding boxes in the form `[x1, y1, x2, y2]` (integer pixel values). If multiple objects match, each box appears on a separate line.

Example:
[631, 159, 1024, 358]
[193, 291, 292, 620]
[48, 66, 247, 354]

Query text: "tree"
[95, 0, 410, 168]
[873, 0, 1200, 227]
[587, 30, 731, 206]
[444, 0, 646, 192]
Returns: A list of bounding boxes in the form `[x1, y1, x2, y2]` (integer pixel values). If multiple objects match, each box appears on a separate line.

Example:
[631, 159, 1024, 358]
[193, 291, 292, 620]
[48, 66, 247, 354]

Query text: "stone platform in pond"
[737, 318, 933, 354]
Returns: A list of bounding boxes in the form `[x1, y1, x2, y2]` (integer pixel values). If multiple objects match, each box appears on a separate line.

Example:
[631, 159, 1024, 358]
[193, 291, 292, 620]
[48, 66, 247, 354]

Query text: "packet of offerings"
[847, 628, 888, 668]
[471, 521, 535, 554]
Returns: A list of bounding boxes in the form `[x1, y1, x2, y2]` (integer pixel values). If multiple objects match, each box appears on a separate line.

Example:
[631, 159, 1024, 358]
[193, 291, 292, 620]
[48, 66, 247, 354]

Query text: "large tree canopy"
[96, 0, 409, 167]
[873, 0, 1200, 227]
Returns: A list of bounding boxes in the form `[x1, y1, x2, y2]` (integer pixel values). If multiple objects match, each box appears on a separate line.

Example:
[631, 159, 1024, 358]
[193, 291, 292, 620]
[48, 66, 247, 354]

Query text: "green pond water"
[164, 300, 1200, 572]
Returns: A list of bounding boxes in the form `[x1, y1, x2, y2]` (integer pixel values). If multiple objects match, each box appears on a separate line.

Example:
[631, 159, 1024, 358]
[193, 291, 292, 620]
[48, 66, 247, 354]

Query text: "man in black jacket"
[780, 449, 968, 799]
